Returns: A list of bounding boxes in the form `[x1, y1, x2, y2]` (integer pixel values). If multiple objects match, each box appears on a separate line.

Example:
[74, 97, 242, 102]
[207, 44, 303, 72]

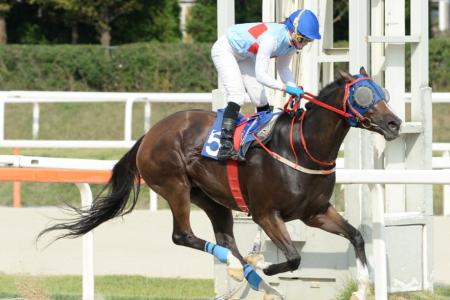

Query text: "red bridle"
[254, 77, 373, 173]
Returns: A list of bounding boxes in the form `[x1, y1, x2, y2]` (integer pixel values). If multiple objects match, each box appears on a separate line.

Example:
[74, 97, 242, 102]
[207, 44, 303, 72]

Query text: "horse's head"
[339, 67, 402, 141]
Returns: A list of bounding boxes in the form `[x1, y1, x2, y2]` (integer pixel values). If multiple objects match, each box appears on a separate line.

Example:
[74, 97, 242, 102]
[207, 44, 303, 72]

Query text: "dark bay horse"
[39, 68, 401, 300]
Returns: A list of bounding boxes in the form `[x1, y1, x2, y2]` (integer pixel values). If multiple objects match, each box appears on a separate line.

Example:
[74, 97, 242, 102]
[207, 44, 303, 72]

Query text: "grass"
[335, 280, 450, 300]
[0, 274, 214, 300]
[1, 274, 449, 300]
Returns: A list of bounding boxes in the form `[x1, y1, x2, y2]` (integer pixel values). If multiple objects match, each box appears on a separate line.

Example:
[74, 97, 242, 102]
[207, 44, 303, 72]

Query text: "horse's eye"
[354, 86, 373, 108]
[382, 88, 390, 102]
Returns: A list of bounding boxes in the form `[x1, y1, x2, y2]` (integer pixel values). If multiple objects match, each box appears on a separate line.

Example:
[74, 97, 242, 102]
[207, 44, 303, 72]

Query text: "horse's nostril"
[388, 121, 400, 132]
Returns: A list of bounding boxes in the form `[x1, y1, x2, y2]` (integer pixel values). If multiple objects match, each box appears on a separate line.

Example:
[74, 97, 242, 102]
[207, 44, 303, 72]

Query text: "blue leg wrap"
[243, 264, 262, 290]
[204, 241, 229, 263]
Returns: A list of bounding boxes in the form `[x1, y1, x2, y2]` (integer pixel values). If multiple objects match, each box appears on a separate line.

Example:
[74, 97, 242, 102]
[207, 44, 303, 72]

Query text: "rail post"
[371, 184, 388, 300]
[444, 151, 450, 216]
[144, 99, 152, 133]
[12, 148, 21, 208]
[124, 98, 135, 141]
[32, 102, 40, 139]
[76, 183, 95, 300]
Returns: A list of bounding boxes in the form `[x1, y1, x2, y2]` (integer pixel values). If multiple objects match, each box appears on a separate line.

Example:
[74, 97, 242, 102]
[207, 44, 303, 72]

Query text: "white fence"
[1, 155, 450, 300]
[0, 91, 213, 141]
[1, 91, 450, 215]
[0, 91, 449, 142]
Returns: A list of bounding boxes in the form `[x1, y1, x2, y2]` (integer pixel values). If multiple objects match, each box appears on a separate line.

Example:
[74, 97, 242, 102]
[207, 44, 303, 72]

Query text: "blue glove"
[285, 85, 304, 99]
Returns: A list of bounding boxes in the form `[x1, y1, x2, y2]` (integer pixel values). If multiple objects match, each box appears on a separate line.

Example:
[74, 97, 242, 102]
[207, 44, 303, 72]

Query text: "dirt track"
[1, 207, 449, 285]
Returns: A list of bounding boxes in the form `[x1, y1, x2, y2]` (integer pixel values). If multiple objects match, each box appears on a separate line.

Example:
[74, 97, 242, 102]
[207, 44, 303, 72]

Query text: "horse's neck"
[301, 107, 349, 164]
[299, 86, 349, 165]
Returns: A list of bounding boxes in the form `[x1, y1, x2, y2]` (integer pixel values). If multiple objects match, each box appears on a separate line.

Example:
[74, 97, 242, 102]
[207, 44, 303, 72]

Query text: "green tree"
[33, 0, 143, 46]
[186, 0, 262, 43]
[0, 0, 18, 44]
[112, 0, 181, 44]
[185, 0, 216, 43]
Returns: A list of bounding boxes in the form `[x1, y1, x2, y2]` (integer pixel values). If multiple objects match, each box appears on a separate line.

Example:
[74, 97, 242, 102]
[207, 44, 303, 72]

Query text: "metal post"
[217, 0, 234, 92]
[320, 0, 334, 87]
[384, 0, 406, 213]
[217, 0, 234, 38]
[409, 0, 433, 291]
[76, 183, 94, 300]
[348, 0, 371, 296]
[262, 0, 278, 105]
[348, 0, 369, 241]
[300, 0, 320, 95]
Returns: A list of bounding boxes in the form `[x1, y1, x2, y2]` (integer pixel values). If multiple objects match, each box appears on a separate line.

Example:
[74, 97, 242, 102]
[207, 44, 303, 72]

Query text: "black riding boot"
[217, 117, 237, 161]
[217, 102, 244, 161]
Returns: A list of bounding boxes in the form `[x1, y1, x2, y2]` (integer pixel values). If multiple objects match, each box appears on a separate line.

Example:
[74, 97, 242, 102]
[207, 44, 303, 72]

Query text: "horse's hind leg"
[190, 188, 245, 281]
[305, 205, 369, 300]
[191, 189, 284, 299]
[153, 181, 246, 282]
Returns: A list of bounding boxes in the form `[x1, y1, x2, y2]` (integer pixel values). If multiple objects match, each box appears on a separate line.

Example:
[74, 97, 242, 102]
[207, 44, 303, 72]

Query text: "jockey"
[211, 9, 321, 161]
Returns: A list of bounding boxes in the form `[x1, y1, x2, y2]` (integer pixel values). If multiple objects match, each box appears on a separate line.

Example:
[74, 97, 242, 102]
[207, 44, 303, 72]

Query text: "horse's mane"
[305, 77, 346, 110]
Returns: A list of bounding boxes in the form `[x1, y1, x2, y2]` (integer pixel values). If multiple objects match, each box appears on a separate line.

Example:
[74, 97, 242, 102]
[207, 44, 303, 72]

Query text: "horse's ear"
[338, 70, 353, 82]
[359, 66, 369, 77]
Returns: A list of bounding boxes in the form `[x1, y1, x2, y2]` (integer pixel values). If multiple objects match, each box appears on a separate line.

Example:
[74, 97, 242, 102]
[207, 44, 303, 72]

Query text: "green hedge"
[0, 42, 217, 92]
[427, 37, 450, 92]
[0, 39, 448, 92]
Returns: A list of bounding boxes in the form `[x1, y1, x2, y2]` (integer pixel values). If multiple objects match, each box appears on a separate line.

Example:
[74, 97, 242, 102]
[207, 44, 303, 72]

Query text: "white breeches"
[211, 36, 268, 107]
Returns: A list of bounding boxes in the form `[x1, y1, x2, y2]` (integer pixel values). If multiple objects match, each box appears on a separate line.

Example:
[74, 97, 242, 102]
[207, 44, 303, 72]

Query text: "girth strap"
[226, 122, 249, 213]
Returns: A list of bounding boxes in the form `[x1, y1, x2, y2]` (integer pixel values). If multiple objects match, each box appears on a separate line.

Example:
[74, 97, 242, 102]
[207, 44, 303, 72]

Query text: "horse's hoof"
[245, 254, 265, 269]
[227, 266, 244, 282]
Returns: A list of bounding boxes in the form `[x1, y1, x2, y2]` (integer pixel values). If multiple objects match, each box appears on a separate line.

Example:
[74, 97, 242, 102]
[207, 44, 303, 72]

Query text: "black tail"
[38, 136, 145, 242]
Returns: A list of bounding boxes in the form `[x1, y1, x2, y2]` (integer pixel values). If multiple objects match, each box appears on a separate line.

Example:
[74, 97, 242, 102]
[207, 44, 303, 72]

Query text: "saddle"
[201, 109, 282, 161]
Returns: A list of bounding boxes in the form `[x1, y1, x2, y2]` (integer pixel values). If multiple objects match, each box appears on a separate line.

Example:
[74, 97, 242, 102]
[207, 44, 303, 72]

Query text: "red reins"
[255, 77, 371, 172]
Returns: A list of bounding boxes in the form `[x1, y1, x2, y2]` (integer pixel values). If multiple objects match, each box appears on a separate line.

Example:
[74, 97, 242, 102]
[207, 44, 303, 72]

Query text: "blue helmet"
[284, 9, 321, 40]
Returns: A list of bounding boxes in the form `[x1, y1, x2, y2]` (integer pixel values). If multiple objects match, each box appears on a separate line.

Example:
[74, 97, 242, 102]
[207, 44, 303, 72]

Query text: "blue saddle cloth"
[201, 109, 281, 160]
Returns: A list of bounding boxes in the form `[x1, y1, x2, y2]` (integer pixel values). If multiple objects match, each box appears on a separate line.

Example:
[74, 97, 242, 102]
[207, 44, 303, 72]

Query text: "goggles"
[292, 33, 313, 44]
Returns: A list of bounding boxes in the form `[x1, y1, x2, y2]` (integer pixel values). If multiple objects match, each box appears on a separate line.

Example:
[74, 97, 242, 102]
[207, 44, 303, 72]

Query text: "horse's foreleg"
[305, 205, 369, 300]
[255, 212, 301, 276]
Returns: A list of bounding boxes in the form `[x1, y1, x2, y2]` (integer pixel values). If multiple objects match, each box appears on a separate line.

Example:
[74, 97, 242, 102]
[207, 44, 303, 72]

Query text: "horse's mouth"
[377, 119, 401, 141]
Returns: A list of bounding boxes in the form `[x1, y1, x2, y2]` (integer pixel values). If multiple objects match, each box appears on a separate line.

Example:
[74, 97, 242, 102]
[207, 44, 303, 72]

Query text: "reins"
[253, 77, 374, 175]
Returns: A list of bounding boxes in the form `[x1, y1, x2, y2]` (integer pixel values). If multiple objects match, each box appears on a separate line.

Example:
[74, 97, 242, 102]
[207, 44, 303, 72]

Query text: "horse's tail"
[38, 135, 145, 242]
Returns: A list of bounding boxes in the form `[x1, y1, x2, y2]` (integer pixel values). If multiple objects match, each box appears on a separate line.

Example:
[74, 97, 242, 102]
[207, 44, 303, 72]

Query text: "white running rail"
[2, 156, 450, 300]
[0, 91, 448, 141]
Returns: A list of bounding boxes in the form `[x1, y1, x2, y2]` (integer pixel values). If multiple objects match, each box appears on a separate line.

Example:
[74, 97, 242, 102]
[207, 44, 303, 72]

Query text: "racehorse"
[38, 67, 401, 300]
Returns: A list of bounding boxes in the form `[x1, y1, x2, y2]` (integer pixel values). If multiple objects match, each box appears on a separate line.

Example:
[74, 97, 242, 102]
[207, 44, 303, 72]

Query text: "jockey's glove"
[285, 85, 304, 99]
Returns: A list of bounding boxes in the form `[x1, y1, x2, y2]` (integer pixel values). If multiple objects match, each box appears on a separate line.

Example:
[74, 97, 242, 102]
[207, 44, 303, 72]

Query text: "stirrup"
[217, 142, 245, 162]
[217, 147, 237, 161]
